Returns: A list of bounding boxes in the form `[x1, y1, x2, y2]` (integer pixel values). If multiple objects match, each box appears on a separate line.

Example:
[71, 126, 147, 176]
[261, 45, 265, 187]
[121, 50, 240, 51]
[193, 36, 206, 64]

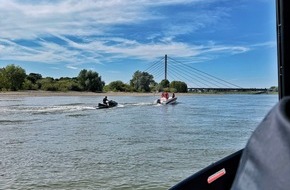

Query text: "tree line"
[0, 64, 188, 93]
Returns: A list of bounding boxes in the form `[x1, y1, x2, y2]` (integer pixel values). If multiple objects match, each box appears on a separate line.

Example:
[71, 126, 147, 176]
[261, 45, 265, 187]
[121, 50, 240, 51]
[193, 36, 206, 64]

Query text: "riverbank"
[0, 90, 277, 97]
[0, 90, 162, 97]
[0, 91, 144, 97]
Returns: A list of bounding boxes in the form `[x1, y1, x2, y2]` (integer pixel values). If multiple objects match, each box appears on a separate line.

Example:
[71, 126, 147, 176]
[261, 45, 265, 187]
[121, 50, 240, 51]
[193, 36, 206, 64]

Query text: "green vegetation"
[269, 86, 278, 92]
[160, 79, 170, 88]
[77, 69, 104, 92]
[0, 64, 190, 93]
[0, 64, 276, 94]
[0, 64, 104, 92]
[170, 81, 188, 93]
[154, 79, 188, 93]
[130, 71, 155, 92]
[104, 80, 132, 92]
[0, 64, 26, 91]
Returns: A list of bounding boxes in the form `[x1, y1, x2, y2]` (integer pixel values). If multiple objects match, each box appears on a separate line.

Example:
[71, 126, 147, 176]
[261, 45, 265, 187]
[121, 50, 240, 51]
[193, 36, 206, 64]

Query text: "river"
[0, 94, 278, 189]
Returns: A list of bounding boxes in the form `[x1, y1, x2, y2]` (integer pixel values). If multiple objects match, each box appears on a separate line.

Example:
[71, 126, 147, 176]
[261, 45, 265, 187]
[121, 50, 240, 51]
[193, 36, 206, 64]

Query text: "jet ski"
[97, 100, 118, 109]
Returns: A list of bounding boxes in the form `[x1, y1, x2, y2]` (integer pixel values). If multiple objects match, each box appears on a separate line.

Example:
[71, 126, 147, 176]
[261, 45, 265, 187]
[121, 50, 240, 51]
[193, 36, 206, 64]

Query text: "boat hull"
[156, 97, 177, 105]
[163, 97, 177, 105]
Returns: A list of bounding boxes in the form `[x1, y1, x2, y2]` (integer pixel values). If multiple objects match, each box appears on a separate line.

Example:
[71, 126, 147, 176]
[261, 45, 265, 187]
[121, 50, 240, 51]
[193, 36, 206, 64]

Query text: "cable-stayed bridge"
[143, 55, 268, 93]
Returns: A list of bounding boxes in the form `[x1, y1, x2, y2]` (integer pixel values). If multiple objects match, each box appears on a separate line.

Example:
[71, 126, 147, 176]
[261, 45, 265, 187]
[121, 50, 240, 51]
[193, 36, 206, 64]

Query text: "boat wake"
[31, 105, 92, 114]
[118, 102, 155, 107]
[2, 101, 172, 115]
[4, 104, 96, 114]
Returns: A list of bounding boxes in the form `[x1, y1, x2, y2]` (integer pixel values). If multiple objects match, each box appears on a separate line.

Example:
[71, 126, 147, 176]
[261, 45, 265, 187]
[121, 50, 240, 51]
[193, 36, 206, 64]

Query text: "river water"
[0, 94, 278, 189]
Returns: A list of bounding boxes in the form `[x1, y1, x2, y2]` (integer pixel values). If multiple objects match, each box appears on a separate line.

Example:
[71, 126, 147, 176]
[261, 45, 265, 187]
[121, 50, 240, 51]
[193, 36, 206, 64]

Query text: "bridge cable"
[168, 57, 243, 88]
[168, 62, 219, 88]
[168, 57, 234, 88]
[167, 69, 203, 88]
[143, 57, 165, 73]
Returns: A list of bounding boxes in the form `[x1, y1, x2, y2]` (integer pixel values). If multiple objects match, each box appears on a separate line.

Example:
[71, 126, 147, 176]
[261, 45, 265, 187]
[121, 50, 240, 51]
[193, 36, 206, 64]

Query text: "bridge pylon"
[165, 54, 167, 80]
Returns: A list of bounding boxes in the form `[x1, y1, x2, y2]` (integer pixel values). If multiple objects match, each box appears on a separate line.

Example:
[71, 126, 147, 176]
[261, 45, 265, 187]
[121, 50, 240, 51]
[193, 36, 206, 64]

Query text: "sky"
[0, 0, 277, 88]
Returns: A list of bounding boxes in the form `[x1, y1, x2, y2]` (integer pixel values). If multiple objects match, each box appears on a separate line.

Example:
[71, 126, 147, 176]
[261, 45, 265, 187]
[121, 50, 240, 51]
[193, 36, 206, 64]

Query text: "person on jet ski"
[103, 96, 108, 105]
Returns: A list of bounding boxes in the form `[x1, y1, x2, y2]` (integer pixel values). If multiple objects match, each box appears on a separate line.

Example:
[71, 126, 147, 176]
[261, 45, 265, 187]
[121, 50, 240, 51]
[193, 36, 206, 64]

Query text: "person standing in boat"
[172, 92, 175, 98]
[103, 96, 108, 105]
[165, 91, 169, 99]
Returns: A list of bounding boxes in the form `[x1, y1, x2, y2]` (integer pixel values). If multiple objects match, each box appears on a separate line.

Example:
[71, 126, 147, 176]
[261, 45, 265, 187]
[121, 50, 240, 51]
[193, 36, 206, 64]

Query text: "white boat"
[155, 97, 177, 105]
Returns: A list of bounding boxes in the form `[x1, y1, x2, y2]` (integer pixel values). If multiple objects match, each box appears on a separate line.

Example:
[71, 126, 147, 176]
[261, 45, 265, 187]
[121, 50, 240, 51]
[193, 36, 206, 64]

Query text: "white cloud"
[0, 34, 252, 66]
[66, 65, 78, 70]
[0, 0, 161, 39]
[250, 41, 276, 49]
[0, 0, 259, 67]
[0, 0, 224, 39]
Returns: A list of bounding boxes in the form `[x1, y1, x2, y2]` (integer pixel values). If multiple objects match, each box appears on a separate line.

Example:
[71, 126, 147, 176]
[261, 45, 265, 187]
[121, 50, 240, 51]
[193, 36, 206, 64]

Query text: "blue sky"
[0, 0, 277, 88]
